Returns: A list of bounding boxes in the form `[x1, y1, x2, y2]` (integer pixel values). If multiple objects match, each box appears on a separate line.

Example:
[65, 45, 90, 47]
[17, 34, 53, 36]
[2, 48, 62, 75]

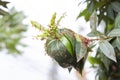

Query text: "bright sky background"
[0, 0, 93, 80]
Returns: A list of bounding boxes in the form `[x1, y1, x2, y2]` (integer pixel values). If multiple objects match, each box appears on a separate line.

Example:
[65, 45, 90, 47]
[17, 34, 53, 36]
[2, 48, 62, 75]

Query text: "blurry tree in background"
[77, 0, 120, 80]
[0, 0, 27, 54]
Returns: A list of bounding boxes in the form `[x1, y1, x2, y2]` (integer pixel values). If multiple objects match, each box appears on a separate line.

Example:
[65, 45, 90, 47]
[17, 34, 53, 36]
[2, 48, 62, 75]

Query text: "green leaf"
[77, 9, 91, 21]
[87, 1, 94, 13]
[88, 56, 101, 66]
[77, 9, 87, 19]
[87, 31, 105, 37]
[107, 5, 114, 20]
[90, 11, 97, 32]
[68, 67, 72, 73]
[100, 52, 110, 71]
[0, 9, 9, 15]
[60, 35, 73, 56]
[99, 40, 116, 62]
[0, 0, 9, 8]
[106, 23, 114, 31]
[75, 34, 87, 62]
[108, 29, 120, 37]
[115, 13, 120, 28]
[116, 37, 120, 50]
[98, 68, 107, 80]
[75, 58, 85, 74]
[87, 31, 97, 37]
[111, 1, 120, 12]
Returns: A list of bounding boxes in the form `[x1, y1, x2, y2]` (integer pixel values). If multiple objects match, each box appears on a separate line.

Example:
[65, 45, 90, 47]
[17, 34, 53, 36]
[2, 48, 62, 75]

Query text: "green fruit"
[45, 28, 77, 68]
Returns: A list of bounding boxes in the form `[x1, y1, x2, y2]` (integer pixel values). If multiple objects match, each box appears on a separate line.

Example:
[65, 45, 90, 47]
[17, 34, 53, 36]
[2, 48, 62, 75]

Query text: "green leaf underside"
[99, 40, 116, 62]
[87, 31, 104, 37]
[87, 1, 94, 13]
[108, 29, 120, 37]
[116, 37, 120, 50]
[115, 13, 120, 28]
[107, 5, 115, 20]
[111, 1, 120, 12]
[60, 36, 73, 56]
[90, 11, 97, 32]
[100, 52, 110, 71]
[87, 31, 97, 37]
[75, 34, 87, 62]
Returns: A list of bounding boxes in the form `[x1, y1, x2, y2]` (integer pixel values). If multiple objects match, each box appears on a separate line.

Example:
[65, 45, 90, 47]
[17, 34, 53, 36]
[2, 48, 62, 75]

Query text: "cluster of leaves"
[31, 13, 90, 74]
[0, 7, 27, 54]
[78, 0, 120, 80]
[30, 0, 120, 79]
[78, 0, 120, 24]
[0, 0, 9, 15]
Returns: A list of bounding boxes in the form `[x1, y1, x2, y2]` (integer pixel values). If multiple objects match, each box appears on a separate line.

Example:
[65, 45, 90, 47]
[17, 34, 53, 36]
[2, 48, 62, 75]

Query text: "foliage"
[77, 0, 120, 80]
[0, 7, 27, 54]
[0, 0, 9, 15]
[31, 11, 120, 76]
[31, 0, 120, 80]
[31, 13, 89, 73]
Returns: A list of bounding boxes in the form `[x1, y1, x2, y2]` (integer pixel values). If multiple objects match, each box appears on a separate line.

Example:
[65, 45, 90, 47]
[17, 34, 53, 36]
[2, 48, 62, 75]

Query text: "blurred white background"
[0, 0, 91, 80]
